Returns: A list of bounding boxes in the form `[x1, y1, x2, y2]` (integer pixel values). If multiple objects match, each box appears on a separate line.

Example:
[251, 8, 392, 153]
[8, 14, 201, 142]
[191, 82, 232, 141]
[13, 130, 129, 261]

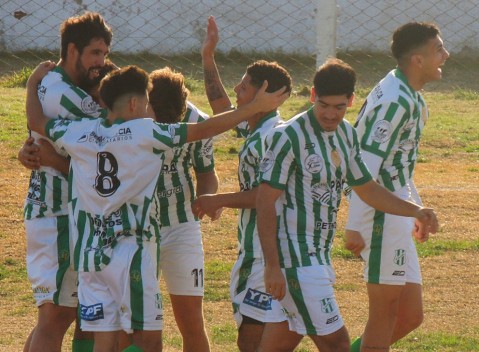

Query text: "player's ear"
[348, 93, 355, 107]
[310, 86, 316, 103]
[67, 43, 79, 60]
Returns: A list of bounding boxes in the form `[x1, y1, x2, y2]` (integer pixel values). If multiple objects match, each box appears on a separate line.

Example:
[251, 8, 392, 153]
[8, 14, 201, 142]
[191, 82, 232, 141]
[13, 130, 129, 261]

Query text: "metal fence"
[1, 0, 478, 91]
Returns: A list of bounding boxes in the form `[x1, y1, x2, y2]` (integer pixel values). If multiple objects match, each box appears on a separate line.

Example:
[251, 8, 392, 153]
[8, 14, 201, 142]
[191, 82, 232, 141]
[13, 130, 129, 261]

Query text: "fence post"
[315, 0, 337, 68]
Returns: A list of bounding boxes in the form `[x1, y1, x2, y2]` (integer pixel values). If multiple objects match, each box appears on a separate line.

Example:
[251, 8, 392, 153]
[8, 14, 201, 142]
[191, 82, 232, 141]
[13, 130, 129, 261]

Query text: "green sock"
[350, 337, 362, 352]
[72, 339, 94, 352]
[122, 345, 143, 352]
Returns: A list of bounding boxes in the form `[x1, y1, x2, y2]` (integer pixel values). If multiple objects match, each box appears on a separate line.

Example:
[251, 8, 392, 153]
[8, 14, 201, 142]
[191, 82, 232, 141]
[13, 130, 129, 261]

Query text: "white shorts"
[25, 216, 78, 307]
[279, 265, 344, 336]
[79, 236, 163, 333]
[159, 221, 204, 296]
[359, 185, 422, 285]
[230, 253, 286, 327]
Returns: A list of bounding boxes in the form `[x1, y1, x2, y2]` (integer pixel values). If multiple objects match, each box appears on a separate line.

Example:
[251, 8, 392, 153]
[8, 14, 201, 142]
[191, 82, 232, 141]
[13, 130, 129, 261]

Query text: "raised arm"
[201, 16, 233, 114]
[26, 61, 56, 136]
[185, 81, 287, 143]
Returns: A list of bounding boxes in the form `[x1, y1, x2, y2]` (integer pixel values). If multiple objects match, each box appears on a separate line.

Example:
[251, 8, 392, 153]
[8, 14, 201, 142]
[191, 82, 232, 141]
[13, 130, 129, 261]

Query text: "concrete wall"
[1, 0, 478, 55]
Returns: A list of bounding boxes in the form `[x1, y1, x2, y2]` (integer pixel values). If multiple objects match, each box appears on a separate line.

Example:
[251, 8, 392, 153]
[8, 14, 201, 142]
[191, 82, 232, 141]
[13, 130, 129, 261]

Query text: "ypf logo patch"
[371, 120, 393, 143]
[243, 288, 272, 311]
[80, 303, 104, 321]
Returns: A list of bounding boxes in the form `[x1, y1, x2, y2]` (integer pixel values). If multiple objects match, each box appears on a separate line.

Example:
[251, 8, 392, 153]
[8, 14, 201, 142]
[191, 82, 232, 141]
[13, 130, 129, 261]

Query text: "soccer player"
[21, 12, 112, 352]
[193, 16, 293, 352]
[345, 22, 449, 352]
[26, 62, 288, 352]
[149, 67, 218, 351]
[256, 58, 439, 351]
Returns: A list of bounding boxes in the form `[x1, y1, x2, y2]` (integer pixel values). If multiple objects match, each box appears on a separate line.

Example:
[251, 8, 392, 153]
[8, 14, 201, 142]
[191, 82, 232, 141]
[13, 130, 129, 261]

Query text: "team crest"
[320, 298, 335, 314]
[168, 124, 177, 139]
[304, 154, 323, 174]
[394, 249, 406, 266]
[80, 96, 99, 115]
[331, 149, 341, 168]
[371, 120, 392, 143]
[259, 150, 275, 172]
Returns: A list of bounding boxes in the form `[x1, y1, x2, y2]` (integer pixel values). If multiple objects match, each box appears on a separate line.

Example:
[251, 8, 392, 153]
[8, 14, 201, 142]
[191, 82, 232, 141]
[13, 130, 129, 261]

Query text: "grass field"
[0, 54, 478, 351]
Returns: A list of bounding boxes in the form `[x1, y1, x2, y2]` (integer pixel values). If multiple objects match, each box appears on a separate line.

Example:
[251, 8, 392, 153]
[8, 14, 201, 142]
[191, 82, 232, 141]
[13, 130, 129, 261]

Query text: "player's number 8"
[95, 152, 121, 197]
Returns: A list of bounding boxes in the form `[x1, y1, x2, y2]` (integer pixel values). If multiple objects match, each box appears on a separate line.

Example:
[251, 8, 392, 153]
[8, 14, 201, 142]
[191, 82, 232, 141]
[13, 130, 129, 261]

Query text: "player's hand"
[250, 81, 289, 113]
[28, 61, 55, 85]
[201, 15, 219, 58]
[192, 194, 221, 220]
[344, 230, 365, 257]
[36, 139, 67, 169]
[414, 207, 439, 241]
[264, 264, 286, 301]
[18, 137, 40, 170]
[413, 219, 430, 243]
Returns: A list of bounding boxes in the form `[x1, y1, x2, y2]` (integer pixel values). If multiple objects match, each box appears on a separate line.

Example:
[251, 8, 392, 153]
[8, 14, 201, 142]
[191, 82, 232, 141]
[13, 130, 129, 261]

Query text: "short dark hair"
[246, 60, 292, 94]
[391, 22, 440, 64]
[60, 12, 113, 60]
[313, 58, 356, 98]
[149, 67, 189, 124]
[99, 65, 151, 111]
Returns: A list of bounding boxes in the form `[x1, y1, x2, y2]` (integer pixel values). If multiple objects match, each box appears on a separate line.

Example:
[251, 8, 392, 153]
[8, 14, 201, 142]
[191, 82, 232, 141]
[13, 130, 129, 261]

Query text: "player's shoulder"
[185, 101, 209, 122]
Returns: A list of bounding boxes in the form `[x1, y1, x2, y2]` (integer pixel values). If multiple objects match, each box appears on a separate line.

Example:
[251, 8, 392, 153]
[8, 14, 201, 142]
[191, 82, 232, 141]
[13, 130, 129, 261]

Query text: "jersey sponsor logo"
[38, 85, 46, 101]
[372, 84, 383, 102]
[314, 220, 337, 230]
[259, 150, 275, 173]
[304, 142, 315, 149]
[80, 303, 104, 321]
[304, 154, 323, 174]
[161, 162, 178, 174]
[80, 96, 100, 115]
[392, 270, 405, 276]
[311, 182, 339, 205]
[157, 185, 183, 198]
[326, 315, 339, 324]
[371, 120, 393, 143]
[243, 288, 272, 311]
[33, 285, 50, 294]
[394, 249, 406, 266]
[77, 130, 133, 146]
[320, 298, 336, 314]
[200, 139, 214, 158]
[26, 172, 48, 209]
[403, 121, 416, 132]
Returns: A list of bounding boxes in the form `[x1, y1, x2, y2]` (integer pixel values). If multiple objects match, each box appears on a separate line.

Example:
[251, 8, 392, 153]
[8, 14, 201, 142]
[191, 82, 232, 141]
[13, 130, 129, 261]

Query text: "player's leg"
[391, 282, 423, 343]
[25, 216, 79, 352]
[29, 303, 77, 352]
[361, 283, 404, 351]
[236, 316, 264, 352]
[309, 325, 350, 352]
[130, 330, 163, 352]
[257, 321, 303, 352]
[92, 331, 119, 352]
[160, 223, 210, 352]
[169, 294, 209, 352]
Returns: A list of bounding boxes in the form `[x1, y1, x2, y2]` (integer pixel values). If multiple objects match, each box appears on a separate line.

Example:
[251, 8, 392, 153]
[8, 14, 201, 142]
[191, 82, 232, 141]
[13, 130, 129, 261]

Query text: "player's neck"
[398, 66, 425, 91]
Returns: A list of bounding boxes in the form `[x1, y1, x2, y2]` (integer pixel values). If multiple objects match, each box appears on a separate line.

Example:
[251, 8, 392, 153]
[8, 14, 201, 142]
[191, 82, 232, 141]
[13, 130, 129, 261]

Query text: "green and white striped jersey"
[151, 102, 214, 227]
[237, 111, 282, 258]
[260, 108, 372, 268]
[24, 66, 106, 219]
[45, 116, 187, 272]
[354, 69, 427, 191]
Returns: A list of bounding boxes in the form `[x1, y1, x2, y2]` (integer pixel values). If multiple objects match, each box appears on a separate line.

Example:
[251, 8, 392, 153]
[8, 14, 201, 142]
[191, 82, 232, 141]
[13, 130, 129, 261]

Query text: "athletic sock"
[72, 339, 94, 352]
[122, 344, 144, 352]
[350, 337, 362, 352]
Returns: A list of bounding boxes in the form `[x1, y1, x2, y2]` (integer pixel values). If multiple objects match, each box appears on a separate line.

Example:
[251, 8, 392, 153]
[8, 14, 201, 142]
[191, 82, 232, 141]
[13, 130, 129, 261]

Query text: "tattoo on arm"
[204, 68, 227, 102]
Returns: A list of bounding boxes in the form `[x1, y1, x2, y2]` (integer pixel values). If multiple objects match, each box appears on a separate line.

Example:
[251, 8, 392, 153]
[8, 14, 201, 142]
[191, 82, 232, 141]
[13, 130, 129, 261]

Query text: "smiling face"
[233, 73, 259, 108]
[418, 35, 449, 83]
[310, 87, 354, 132]
[73, 37, 110, 88]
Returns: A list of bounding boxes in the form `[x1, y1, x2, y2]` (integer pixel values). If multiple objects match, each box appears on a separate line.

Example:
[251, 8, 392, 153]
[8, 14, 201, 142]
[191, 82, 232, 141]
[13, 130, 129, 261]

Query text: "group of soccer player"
[18, 10, 447, 352]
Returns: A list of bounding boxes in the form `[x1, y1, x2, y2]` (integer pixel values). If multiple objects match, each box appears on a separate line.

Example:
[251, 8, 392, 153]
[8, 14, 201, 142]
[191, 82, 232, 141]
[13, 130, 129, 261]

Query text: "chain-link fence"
[1, 0, 478, 91]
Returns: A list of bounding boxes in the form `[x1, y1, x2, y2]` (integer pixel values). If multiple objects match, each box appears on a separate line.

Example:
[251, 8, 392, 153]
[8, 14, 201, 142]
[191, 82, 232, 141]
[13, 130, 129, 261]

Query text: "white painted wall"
[1, 0, 478, 55]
